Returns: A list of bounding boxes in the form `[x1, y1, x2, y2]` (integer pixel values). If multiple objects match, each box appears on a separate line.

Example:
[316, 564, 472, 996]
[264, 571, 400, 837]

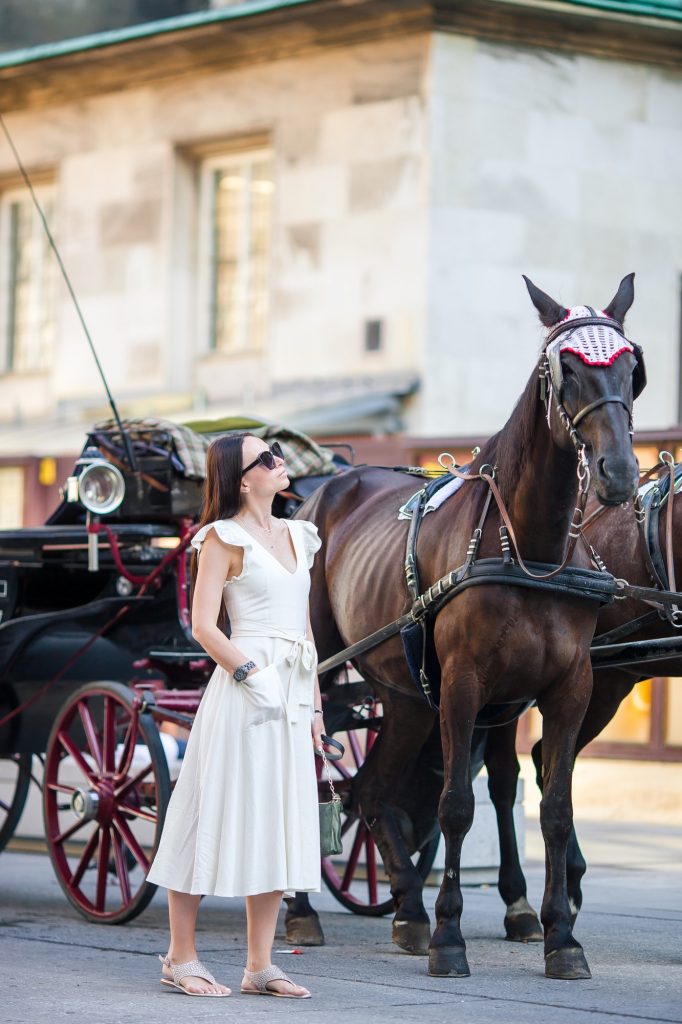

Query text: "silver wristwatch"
[233, 660, 257, 682]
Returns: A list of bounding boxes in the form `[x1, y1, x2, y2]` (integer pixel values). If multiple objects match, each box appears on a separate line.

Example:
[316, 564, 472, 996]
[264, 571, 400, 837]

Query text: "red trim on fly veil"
[560, 345, 633, 367]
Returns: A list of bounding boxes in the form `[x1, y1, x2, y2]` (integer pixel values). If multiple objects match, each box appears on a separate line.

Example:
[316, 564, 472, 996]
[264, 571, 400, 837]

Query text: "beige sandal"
[241, 964, 311, 998]
[159, 954, 231, 997]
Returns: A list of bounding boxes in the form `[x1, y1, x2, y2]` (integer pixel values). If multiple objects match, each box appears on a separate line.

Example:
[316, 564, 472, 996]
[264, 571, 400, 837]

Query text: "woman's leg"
[243, 890, 310, 996]
[166, 890, 231, 995]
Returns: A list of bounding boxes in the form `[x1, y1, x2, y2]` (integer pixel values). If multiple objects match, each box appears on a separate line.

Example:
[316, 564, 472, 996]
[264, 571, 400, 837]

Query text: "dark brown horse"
[297, 276, 643, 979]
[481, 471, 682, 939]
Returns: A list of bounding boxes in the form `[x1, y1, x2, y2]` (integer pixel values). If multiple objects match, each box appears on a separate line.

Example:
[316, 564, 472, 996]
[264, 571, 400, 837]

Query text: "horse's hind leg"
[536, 666, 592, 980]
[354, 687, 437, 955]
[531, 737, 586, 926]
[485, 722, 542, 942]
[283, 893, 325, 946]
[532, 671, 635, 925]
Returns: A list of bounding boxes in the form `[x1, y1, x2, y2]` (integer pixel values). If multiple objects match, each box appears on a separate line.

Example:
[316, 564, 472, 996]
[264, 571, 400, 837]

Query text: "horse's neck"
[501, 406, 578, 565]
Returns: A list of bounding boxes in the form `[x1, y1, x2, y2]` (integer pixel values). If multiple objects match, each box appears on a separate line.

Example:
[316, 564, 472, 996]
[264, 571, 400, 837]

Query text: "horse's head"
[524, 274, 645, 506]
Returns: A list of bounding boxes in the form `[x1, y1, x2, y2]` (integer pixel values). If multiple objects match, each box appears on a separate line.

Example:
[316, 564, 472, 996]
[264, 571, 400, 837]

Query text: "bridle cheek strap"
[571, 395, 633, 429]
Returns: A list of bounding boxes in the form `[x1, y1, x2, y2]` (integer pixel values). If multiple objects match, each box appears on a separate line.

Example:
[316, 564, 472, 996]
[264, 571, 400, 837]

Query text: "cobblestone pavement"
[2, 819, 680, 1024]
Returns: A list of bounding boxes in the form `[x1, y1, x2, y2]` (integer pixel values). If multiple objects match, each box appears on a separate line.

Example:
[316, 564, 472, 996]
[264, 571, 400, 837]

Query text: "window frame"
[196, 147, 274, 358]
[0, 181, 57, 375]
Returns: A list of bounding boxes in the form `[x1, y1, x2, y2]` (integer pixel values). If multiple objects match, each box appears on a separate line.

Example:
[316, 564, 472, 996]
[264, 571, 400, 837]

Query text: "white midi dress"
[146, 517, 322, 897]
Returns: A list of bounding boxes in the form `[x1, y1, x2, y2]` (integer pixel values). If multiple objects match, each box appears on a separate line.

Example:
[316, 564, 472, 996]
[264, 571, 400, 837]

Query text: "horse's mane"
[469, 364, 542, 506]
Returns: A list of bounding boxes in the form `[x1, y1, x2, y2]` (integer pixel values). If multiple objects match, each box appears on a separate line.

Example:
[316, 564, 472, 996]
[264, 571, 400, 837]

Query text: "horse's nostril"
[596, 456, 607, 478]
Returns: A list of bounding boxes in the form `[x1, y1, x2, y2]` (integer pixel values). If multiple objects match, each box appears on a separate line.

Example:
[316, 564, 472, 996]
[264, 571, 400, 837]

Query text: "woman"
[147, 433, 325, 998]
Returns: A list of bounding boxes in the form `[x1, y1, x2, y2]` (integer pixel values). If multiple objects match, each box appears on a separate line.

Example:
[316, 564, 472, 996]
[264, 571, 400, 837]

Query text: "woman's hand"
[311, 710, 325, 752]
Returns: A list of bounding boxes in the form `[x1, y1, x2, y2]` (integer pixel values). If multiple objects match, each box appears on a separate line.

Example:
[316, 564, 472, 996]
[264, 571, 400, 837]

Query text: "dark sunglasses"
[241, 441, 284, 475]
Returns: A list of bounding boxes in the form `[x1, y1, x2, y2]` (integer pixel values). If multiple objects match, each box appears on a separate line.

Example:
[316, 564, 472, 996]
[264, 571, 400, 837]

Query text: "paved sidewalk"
[2, 818, 680, 1024]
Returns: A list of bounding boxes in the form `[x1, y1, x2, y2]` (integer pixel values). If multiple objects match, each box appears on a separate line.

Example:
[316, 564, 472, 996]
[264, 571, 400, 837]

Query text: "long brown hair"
[190, 433, 251, 629]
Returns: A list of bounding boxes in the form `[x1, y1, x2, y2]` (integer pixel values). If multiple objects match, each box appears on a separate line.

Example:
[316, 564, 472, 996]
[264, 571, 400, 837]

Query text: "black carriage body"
[0, 520, 206, 756]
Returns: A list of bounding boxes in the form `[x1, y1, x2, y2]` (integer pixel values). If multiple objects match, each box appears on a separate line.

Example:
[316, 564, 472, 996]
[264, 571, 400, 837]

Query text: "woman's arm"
[307, 603, 325, 749]
[191, 530, 256, 675]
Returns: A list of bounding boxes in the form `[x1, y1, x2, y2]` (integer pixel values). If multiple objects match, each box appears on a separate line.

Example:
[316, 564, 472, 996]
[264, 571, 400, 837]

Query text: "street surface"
[2, 819, 680, 1024]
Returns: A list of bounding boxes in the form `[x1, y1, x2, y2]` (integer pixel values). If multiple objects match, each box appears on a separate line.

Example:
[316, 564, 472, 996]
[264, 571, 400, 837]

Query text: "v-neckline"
[233, 519, 299, 576]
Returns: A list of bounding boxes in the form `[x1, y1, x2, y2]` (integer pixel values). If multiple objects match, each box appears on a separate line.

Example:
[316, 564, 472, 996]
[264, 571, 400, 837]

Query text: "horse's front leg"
[283, 893, 325, 946]
[537, 661, 593, 980]
[354, 689, 436, 955]
[484, 721, 543, 942]
[428, 677, 478, 977]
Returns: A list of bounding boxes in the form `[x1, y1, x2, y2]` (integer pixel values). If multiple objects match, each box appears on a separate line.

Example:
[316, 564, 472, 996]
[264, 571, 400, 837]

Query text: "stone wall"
[415, 31, 682, 437]
[0, 32, 430, 427]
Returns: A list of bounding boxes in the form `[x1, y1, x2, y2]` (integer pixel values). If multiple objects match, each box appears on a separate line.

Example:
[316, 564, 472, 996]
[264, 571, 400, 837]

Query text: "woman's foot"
[242, 965, 310, 998]
[160, 954, 231, 996]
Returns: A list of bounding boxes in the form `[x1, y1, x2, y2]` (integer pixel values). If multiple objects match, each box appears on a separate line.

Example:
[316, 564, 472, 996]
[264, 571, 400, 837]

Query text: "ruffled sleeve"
[298, 520, 322, 569]
[190, 519, 252, 584]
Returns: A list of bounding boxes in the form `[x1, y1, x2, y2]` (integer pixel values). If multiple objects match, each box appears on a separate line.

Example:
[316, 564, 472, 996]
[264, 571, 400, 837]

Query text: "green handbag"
[318, 736, 344, 857]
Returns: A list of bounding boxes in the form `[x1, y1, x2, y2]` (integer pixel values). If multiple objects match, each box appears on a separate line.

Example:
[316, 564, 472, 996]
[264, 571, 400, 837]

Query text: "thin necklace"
[236, 513, 275, 539]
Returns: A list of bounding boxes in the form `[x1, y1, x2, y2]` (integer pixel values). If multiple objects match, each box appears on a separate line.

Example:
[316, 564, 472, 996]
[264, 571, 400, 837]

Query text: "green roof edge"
[0, 0, 318, 70]
[562, 0, 682, 22]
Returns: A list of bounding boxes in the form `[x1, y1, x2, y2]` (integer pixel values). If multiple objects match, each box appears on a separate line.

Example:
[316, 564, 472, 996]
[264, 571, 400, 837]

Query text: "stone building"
[0, 0, 681, 768]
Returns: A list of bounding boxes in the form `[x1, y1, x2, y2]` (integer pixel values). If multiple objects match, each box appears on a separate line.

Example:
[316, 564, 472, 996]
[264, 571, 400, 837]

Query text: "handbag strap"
[320, 746, 337, 799]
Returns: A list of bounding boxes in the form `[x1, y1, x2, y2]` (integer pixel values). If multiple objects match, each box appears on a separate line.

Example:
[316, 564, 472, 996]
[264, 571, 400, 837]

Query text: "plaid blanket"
[93, 416, 337, 480]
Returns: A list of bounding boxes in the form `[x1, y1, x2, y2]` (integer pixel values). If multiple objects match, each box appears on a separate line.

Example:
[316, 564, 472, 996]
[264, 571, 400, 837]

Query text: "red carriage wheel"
[0, 753, 32, 853]
[321, 721, 439, 916]
[43, 681, 171, 923]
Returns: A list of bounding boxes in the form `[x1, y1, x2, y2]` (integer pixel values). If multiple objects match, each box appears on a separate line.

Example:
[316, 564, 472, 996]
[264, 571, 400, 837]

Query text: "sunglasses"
[241, 441, 285, 475]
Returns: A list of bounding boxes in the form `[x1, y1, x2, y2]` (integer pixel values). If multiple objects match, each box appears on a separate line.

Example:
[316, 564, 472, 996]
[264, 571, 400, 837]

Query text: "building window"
[364, 319, 384, 353]
[199, 150, 273, 355]
[0, 186, 57, 373]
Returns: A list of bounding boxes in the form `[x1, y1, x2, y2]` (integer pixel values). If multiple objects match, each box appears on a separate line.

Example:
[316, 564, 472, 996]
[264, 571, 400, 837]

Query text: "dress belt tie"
[231, 623, 316, 723]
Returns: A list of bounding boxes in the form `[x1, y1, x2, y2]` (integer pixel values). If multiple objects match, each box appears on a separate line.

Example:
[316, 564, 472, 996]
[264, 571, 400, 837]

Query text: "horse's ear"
[603, 272, 635, 325]
[522, 275, 569, 328]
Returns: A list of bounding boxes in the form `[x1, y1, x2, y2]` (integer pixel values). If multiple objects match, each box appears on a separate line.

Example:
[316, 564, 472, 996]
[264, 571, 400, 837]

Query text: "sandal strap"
[244, 965, 292, 992]
[159, 954, 216, 986]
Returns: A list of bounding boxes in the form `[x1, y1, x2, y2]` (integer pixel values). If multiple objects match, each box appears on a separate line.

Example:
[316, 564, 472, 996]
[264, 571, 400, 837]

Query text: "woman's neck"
[237, 497, 274, 531]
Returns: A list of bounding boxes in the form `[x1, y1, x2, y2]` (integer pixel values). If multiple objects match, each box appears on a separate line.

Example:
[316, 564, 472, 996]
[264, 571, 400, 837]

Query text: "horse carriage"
[2, 274, 680, 981]
[0, 416, 432, 924]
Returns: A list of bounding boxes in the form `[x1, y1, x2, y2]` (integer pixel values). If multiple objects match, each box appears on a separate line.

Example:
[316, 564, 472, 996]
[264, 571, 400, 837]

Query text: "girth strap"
[317, 559, 615, 679]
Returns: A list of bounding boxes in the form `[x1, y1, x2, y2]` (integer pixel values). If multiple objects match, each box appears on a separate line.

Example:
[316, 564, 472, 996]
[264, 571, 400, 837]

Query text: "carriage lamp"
[78, 460, 126, 516]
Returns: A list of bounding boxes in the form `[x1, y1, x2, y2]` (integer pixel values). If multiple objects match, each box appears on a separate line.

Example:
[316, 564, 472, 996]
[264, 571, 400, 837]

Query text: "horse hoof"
[392, 919, 431, 955]
[428, 946, 470, 977]
[545, 947, 591, 980]
[284, 916, 325, 946]
[504, 912, 544, 943]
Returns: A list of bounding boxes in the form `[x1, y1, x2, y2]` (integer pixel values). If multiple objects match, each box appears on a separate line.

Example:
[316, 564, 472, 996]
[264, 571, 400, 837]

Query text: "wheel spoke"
[77, 701, 103, 770]
[71, 829, 99, 888]
[102, 697, 117, 774]
[365, 827, 378, 904]
[96, 827, 111, 913]
[118, 802, 157, 823]
[114, 760, 154, 800]
[116, 718, 136, 778]
[45, 782, 76, 795]
[0, 798, 10, 813]
[110, 827, 132, 905]
[58, 733, 97, 785]
[112, 811, 150, 872]
[348, 730, 364, 769]
[341, 822, 365, 892]
[55, 817, 89, 845]
[332, 760, 353, 781]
